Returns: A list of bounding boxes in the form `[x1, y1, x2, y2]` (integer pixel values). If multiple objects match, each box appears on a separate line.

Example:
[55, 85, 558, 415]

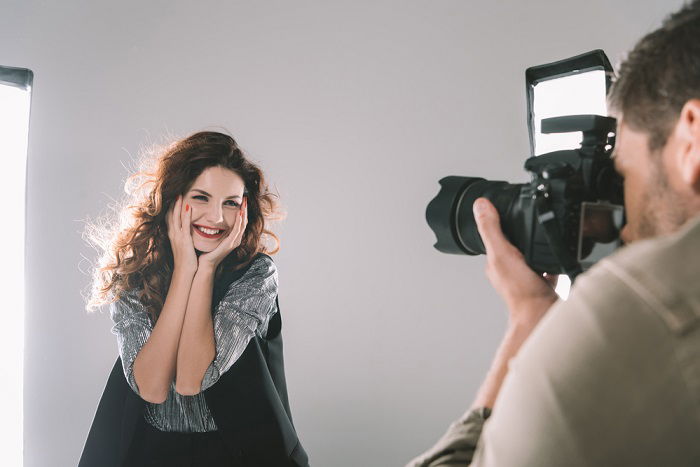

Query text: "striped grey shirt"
[109, 255, 278, 433]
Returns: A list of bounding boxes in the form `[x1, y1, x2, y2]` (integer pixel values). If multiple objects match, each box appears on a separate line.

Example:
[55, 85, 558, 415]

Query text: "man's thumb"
[473, 198, 508, 254]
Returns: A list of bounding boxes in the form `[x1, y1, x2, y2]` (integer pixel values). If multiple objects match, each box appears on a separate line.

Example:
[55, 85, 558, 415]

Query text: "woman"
[79, 131, 308, 466]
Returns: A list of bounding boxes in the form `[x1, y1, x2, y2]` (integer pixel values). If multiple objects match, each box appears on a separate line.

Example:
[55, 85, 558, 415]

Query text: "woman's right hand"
[166, 195, 198, 275]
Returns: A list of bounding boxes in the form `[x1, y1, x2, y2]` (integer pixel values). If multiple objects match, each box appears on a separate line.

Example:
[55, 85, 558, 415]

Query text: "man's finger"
[473, 197, 512, 255]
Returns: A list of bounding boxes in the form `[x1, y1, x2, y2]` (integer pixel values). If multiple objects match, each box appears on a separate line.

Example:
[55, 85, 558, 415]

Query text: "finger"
[222, 209, 241, 250]
[235, 203, 246, 239]
[179, 197, 187, 231]
[227, 204, 247, 249]
[237, 216, 248, 247]
[226, 216, 241, 251]
[167, 196, 179, 235]
[184, 200, 192, 238]
[239, 198, 249, 244]
[242, 212, 249, 236]
[473, 198, 514, 255]
[172, 195, 181, 230]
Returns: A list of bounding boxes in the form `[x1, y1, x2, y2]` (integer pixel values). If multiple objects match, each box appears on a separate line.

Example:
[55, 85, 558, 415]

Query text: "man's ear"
[676, 99, 700, 192]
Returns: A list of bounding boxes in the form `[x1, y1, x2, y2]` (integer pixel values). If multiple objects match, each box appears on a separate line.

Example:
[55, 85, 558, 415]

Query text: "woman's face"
[184, 166, 246, 253]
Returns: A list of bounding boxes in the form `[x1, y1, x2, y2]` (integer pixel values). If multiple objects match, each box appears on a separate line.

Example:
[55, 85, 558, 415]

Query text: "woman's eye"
[190, 195, 238, 207]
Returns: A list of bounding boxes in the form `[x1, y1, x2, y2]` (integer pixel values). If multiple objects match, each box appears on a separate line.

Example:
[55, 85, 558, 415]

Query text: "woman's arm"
[174, 263, 217, 395]
[175, 255, 278, 395]
[175, 196, 253, 394]
[132, 195, 199, 403]
[132, 267, 196, 403]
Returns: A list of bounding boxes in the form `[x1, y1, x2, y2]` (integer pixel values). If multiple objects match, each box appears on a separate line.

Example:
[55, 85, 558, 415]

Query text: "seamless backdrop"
[0, 1, 683, 465]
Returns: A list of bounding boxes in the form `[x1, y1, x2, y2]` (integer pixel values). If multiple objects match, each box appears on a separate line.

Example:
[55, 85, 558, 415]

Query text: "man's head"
[608, 0, 700, 243]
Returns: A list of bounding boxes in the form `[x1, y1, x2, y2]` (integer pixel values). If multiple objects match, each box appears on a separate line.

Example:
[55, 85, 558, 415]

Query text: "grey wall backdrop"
[1, 0, 683, 465]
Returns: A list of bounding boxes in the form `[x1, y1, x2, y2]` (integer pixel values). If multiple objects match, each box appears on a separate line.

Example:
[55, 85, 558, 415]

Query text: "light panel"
[533, 70, 607, 156]
[0, 67, 33, 467]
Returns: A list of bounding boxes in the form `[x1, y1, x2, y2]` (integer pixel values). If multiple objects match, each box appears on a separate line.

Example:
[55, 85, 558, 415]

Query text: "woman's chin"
[193, 244, 212, 255]
[193, 240, 221, 254]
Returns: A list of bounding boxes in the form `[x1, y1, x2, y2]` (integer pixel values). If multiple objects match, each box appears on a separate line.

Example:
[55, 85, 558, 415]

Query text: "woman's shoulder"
[252, 252, 276, 269]
[214, 254, 278, 309]
[244, 253, 278, 283]
[109, 287, 151, 324]
[216, 253, 277, 289]
[110, 287, 139, 306]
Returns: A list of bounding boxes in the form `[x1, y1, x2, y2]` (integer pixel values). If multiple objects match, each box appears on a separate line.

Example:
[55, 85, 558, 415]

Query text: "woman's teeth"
[196, 226, 223, 235]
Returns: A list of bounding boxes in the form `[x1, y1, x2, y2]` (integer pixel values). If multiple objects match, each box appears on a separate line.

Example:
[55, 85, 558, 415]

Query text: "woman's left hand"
[198, 197, 248, 271]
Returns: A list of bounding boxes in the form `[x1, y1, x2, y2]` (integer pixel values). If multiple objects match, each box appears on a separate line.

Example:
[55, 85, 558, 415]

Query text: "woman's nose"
[204, 204, 225, 225]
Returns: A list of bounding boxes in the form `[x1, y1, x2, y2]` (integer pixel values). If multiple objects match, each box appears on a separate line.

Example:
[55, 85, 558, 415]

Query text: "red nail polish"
[185, 204, 189, 212]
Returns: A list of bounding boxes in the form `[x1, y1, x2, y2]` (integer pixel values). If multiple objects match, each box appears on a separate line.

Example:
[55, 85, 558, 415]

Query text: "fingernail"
[185, 204, 189, 212]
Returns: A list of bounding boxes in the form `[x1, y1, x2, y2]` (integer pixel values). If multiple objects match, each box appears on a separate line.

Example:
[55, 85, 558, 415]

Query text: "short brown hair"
[608, 0, 700, 150]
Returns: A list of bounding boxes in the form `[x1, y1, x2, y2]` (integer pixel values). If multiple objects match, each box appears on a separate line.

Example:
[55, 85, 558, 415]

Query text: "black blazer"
[79, 255, 309, 467]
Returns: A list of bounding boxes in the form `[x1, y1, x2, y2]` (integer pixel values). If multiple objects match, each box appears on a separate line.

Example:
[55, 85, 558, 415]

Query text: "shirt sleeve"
[406, 407, 492, 467]
[200, 255, 279, 391]
[109, 289, 154, 395]
[468, 258, 696, 467]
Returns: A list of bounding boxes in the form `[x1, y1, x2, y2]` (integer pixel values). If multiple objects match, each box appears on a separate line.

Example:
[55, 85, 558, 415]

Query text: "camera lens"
[426, 176, 522, 256]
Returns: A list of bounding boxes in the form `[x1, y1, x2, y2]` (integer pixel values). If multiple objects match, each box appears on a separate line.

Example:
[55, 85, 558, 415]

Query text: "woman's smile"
[192, 223, 226, 239]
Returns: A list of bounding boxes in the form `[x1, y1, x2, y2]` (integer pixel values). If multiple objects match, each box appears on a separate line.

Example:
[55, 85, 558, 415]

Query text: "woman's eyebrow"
[190, 188, 241, 200]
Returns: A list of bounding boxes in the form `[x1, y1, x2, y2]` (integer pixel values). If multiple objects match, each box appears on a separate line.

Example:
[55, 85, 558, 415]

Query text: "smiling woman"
[79, 131, 308, 466]
[186, 167, 248, 250]
[85, 131, 281, 321]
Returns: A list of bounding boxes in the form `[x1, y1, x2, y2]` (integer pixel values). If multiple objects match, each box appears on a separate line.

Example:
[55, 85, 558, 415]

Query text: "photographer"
[409, 2, 700, 466]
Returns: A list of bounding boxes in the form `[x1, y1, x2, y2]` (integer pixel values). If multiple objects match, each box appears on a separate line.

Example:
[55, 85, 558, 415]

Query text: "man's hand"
[469, 198, 560, 410]
[473, 197, 558, 330]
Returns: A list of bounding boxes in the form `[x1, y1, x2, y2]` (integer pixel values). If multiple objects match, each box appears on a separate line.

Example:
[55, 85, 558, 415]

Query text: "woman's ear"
[676, 99, 700, 192]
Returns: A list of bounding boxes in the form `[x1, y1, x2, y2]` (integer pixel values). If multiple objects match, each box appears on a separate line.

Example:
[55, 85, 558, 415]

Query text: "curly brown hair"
[84, 131, 282, 321]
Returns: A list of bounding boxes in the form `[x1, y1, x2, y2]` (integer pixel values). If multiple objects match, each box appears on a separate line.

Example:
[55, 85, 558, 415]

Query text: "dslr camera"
[426, 50, 625, 280]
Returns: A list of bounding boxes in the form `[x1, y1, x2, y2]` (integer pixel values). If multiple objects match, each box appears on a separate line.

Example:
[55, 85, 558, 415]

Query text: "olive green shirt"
[409, 215, 700, 467]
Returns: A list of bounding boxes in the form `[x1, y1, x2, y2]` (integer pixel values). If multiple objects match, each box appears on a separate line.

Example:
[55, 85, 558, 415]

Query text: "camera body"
[426, 114, 623, 277]
[426, 50, 626, 279]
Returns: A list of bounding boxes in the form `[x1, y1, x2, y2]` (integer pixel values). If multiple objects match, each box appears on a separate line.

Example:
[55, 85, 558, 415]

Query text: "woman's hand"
[166, 195, 198, 275]
[198, 197, 249, 271]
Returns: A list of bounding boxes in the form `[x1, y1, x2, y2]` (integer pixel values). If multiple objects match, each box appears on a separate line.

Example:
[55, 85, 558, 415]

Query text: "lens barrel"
[426, 176, 522, 256]
[426, 176, 483, 255]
